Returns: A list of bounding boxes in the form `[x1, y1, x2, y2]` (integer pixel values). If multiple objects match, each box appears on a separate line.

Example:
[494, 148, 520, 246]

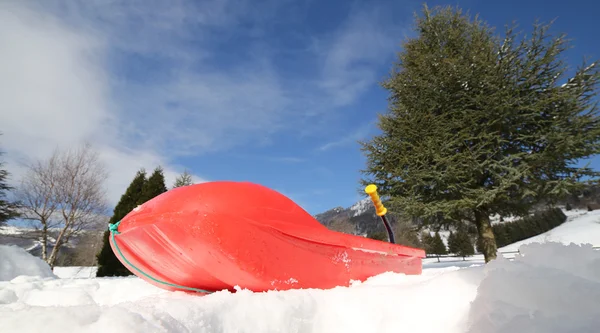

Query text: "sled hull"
[109, 181, 425, 293]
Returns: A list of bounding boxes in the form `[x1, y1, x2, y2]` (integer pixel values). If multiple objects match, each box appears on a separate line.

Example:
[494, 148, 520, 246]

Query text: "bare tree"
[15, 143, 109, 268]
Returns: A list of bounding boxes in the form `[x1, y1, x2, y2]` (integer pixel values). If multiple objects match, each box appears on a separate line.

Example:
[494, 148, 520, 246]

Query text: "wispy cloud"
[0, 0, 410, 208]
[0, 1, 207, 205]
[317, 121, 376, 152]
[313, 3, 408, 107]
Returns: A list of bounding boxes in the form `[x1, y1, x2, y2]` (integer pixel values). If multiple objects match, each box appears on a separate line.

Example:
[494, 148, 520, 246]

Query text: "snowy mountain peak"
[350, 198, 372, 217]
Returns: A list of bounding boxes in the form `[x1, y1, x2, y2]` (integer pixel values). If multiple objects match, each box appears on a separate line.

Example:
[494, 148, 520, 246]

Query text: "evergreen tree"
[453, 228, 475, 259]
[360, 5, 600, 263]
[420, 231, 432, 248]
[422, 231, 447, 262]
[0, 149, 19, 225]
[137, 166, 167, 205]
[173, 169, 193, 188]
[447, 231, 457, 254]
[431, 232, 447, 256]
[96, 169, 147, 277]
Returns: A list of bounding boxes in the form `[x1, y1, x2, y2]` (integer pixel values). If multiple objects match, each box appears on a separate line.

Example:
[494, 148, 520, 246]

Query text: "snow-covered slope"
[499, 209, 600, 251]
[1, 210, 599, 332]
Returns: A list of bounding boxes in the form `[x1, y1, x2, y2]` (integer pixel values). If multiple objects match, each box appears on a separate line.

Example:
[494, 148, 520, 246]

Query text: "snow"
[0, 225, 32, 236]
[468, 242, 600, 332]
[500, 209, 600, 251]
[350, 198, 371, 217]
[52, 266, 98, 279]
[1, 210, 600, 332]
[0, 245, 56, 281]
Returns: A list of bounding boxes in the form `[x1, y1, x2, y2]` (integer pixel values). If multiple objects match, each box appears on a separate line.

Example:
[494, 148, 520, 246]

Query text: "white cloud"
[0, 1, 109, 157]
[315, 5, 408, 107]
[317, 121, 376, 152]
[0, 0, 410, 209]
[30, 0, 297, 156]
[112, 69, 290, 155]
[0, 1, 204, 207]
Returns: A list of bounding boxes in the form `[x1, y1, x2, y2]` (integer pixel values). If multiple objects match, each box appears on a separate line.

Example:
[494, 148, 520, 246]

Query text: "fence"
[425, 246, 600, 260]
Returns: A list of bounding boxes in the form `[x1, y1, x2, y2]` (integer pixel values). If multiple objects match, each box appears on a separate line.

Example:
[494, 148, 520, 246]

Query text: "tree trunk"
[474, 209, 497, 263]
[48, 229, 66, 269]
[41, 221, 48, 262]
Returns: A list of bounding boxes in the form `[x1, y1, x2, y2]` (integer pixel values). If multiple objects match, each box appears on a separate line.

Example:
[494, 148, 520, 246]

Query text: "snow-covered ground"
[1, 209, 599, 332]
[500, 209, 598, 251]
[53, 266, 98, 279]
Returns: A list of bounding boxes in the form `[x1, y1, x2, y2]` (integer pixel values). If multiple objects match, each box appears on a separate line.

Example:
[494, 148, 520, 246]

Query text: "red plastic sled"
[109, 181, 425, 293]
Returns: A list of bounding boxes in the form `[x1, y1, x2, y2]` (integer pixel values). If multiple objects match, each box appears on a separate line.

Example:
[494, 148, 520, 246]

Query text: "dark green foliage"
[491, 224, 510, 248]
[96, 169, 147, 277]
[96, 166, 167, 277]
[422, 231, 447, 261]
[447, 232, 457, 253]
[0, 159, 19, 225]
[492, 208, 567, 247]
[431, 232, 447, 255]
[360, 5, 600, 263]
[0, 141, 20, 225]
[138, 166, 168, 205]
[448, 228, 474, 258]
[421, 232, 433, 252]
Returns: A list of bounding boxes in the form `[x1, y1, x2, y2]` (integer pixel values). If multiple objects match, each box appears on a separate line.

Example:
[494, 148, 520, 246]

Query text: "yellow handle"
[365, 184, 387, 216]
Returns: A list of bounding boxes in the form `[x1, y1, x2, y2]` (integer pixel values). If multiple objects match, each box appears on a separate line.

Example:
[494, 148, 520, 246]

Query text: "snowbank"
[0, 245, 56, 281]
[1, 241, 599, 332]
[468, 242, 600, 332]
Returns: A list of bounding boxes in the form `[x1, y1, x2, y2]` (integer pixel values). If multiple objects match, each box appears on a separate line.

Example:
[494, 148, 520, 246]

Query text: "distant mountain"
[314, 197, 390, 237]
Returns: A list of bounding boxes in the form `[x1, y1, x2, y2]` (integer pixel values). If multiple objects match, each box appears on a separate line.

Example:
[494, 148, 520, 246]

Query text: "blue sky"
[0, 0, 598, 216]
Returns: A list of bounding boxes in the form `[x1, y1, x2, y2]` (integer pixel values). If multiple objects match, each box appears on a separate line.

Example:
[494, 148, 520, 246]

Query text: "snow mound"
[467, 242, 600, 332]
[1, 241, 599, 332]
[0, 245, 56, 281]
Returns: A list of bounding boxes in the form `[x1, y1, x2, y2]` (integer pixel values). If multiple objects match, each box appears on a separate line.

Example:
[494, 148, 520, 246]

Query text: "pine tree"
[422, 231, 447, 262]
[137, 166, 167, 205]
[173, 169, 193, 188]
[447, 231, 458, 254]
[451, 228, 475, 259]
[431, 232, 447, 260]
[0, 150, 19, 226]
[420, 231, 433, 250]
[360, 5, 600, 263]
[96, 169, 147, 277]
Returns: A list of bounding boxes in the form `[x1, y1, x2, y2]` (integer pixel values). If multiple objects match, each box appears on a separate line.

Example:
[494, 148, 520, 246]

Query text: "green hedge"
[492, 208, 567, 248]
